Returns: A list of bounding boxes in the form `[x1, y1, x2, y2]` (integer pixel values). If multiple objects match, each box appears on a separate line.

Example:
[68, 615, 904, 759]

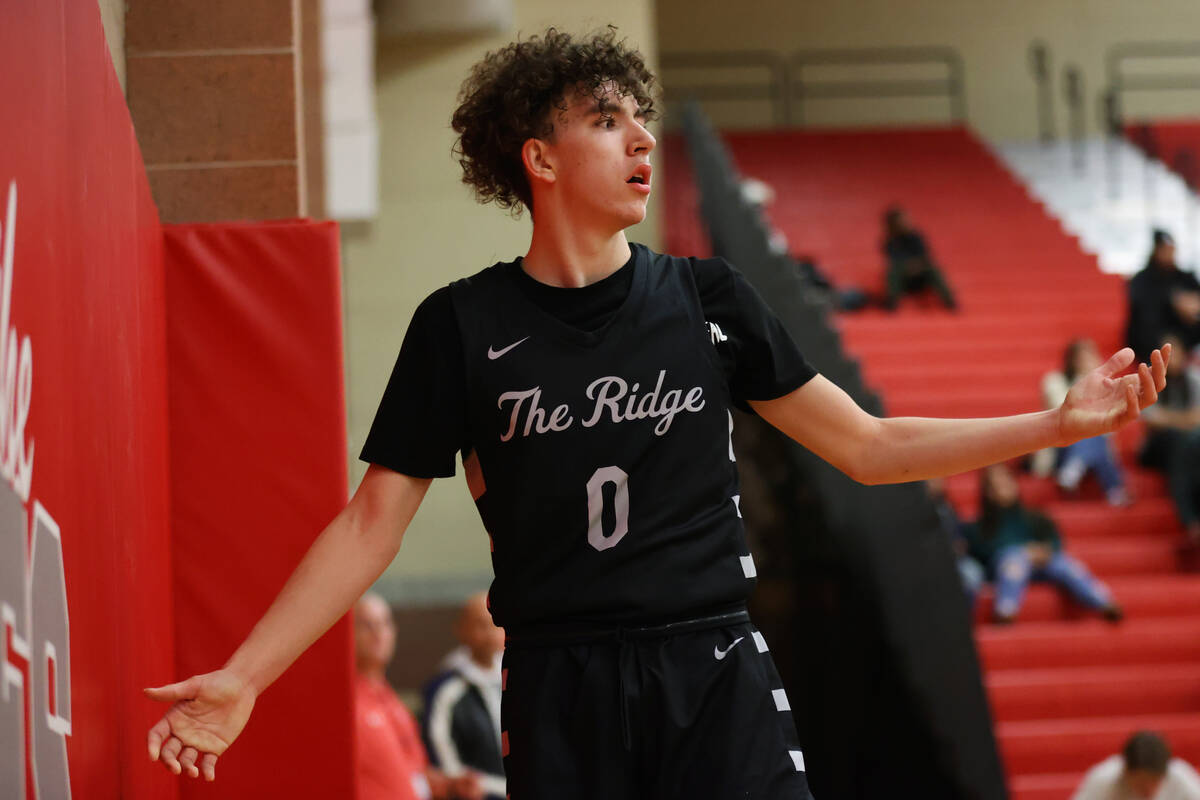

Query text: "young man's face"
[536, 84, 656, 231]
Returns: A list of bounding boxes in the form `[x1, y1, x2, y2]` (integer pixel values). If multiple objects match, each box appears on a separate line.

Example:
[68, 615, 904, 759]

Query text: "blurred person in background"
[881, 205, 957, 311]
[355, 593, 483, 800]
[964, 463, 1121, 624]
[423, 593, 506, 800]
[1072, 730, 1200, 800]
[927, 477, 985, 604]
[1036, 338, 1131, 505]
[740, 177, 868, 311]
[1127, 229, 1200, 362]
[1140, 335, 1200, 546]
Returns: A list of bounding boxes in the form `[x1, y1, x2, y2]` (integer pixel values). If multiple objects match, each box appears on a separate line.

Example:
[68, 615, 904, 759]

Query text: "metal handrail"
[1063, 63, 1086, 172]
[788, 46, 966, 125]
[659, 50, 791, 126]
[1029, 41, 1055, 144]
[1100, 42, 1200, 203]
[1106, 41, 1200, 117]
[661, 46, 965, 128]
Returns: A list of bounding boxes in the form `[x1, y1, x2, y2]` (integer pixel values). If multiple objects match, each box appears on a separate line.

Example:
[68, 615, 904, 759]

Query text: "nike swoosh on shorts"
[714, 636, 745, 660]
[487, 336, 530, 360]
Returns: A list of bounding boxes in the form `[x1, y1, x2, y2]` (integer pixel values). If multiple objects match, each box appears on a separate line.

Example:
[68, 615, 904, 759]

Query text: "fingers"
[179, 747, 200, 778]
[1138, 362, 1159, 409]
[160, 736, 183, 775]
[1099, 347, 1136, 378]
[1154, 344, 1170, 391]
[1122, 380, 1140, 426]
[147, 717, 171, 761]
[200, 753, 218, 782]
[144, 676, 200, 704]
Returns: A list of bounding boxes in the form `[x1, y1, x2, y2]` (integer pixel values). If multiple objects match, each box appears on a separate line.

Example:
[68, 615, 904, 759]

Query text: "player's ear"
[522, 138, 556, 188]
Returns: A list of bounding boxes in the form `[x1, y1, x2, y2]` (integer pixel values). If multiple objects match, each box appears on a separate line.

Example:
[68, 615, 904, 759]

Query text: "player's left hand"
[1058, 344, 1169, 444]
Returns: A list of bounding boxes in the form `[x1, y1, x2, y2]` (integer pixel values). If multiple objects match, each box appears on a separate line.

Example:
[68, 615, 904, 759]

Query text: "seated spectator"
[1039, 338, 1130, 505]
[926, 477, 985, 604]
[964, 463, 1122, 624]
[740, 177, 868, 311]
[1072, 730, 1200, 800]
[1126, 229, 1200, 361]
[354, 593, 482, 800]
[1140, 336, 1200, 546]
[423, 593, 506, 800]
[881, 206, 957, 311]
[739, 178, 790, 257]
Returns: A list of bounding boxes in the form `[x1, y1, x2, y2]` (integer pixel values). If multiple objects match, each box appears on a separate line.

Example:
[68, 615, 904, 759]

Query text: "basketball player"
[146, 28, 1168, 798]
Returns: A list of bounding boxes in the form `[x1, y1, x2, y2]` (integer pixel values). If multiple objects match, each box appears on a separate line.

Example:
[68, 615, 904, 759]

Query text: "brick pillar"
[126, 0, 324, 223]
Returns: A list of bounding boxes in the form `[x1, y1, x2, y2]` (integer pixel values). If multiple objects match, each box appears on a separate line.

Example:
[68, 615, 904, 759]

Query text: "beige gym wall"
[656, 0, 1200, 138]
[97, 0, 125, 91]
[345, 0, 658, 603]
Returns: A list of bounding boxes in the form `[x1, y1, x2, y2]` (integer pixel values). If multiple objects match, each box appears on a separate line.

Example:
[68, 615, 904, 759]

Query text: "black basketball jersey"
[451, 244, 765, 631]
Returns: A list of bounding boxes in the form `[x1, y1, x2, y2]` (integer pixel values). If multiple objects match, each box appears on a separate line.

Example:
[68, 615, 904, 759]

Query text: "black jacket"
[1126, 260, 1200, 359]
[422, 648, 505, 799]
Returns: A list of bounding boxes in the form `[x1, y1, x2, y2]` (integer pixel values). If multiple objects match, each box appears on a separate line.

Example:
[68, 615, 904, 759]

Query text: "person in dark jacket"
[964, 463, 1121, 624]
[881, 206, 957, 310]
[1126, 229, 1200, 361]
[422, 593, 506, 800]
[927, 477, 984, 604]
[1141, 335, 1200, 546]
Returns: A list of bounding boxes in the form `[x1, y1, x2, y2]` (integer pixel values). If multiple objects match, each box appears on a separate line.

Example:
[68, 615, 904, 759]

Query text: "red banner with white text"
[0, 1, 177, 798]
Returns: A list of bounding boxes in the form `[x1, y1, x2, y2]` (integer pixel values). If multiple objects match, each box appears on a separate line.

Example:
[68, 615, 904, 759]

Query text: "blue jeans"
[1058, 435, 1124, 493]
[992, 545, 1112, 618]
[957, 556, 985, 604]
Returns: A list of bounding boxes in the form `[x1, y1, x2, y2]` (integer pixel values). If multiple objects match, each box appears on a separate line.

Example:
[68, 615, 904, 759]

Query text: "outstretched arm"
[145, 465, 431, 780]
[751, 346, 1168, 486]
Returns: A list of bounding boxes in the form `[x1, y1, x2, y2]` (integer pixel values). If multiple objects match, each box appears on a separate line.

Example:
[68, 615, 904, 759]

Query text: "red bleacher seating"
[665, 126, 1196, 800]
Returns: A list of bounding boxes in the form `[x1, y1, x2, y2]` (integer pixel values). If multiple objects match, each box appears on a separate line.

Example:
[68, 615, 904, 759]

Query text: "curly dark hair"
[451, 27, 658, 215]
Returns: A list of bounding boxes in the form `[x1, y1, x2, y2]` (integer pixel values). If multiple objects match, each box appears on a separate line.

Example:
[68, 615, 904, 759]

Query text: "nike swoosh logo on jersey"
[487, 336, 530, 360]
[714, 636, 745, 661]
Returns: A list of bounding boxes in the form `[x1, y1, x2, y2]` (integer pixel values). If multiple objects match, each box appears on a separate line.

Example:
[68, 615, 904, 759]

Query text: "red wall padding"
[1, 1, 177, 798]
[163, 220, 355, 799]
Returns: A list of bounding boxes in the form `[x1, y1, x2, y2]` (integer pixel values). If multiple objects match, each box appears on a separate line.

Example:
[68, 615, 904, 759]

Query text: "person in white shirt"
[1073, 731, 1200, 800]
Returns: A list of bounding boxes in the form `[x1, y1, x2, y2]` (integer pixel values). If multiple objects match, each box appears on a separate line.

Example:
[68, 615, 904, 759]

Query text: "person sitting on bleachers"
[1038, 338, 1131, 506]
[1072, 730, 1200, 800]
[964, 463, 1122, 624]
[1140, 335, 1200, 547]
[1126, 229, 1200, 362]
[881, 206, 957, 311]
[741, 177, 868, 311]
[422, 593, 506, 800]
[926, 477, 984, 604]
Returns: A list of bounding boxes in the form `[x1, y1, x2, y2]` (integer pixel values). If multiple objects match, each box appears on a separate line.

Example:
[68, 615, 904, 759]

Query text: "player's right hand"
[145, 668, 257, 781]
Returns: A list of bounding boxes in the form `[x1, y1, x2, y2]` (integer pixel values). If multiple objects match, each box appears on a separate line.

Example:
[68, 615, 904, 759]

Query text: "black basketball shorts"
[499, 610, 815, 799]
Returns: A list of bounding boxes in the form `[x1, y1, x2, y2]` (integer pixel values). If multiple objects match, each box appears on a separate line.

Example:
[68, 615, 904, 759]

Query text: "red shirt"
[355, 674, 430, 800]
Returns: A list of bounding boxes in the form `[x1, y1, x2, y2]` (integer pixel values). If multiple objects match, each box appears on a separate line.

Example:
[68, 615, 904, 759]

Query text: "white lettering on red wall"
[0, 180, 72, 799]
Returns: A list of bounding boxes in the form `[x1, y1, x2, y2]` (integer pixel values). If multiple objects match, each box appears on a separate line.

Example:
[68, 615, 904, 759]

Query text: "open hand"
[145, 669, 257, 781]
[1058, 345, 1169, 444]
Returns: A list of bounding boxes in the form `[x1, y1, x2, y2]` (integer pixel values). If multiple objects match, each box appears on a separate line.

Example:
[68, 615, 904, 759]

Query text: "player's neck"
[523, 215, 630, 288]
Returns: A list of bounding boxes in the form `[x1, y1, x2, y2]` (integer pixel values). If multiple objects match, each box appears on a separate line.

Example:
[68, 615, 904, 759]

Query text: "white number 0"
[586, 466, 629, 551]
